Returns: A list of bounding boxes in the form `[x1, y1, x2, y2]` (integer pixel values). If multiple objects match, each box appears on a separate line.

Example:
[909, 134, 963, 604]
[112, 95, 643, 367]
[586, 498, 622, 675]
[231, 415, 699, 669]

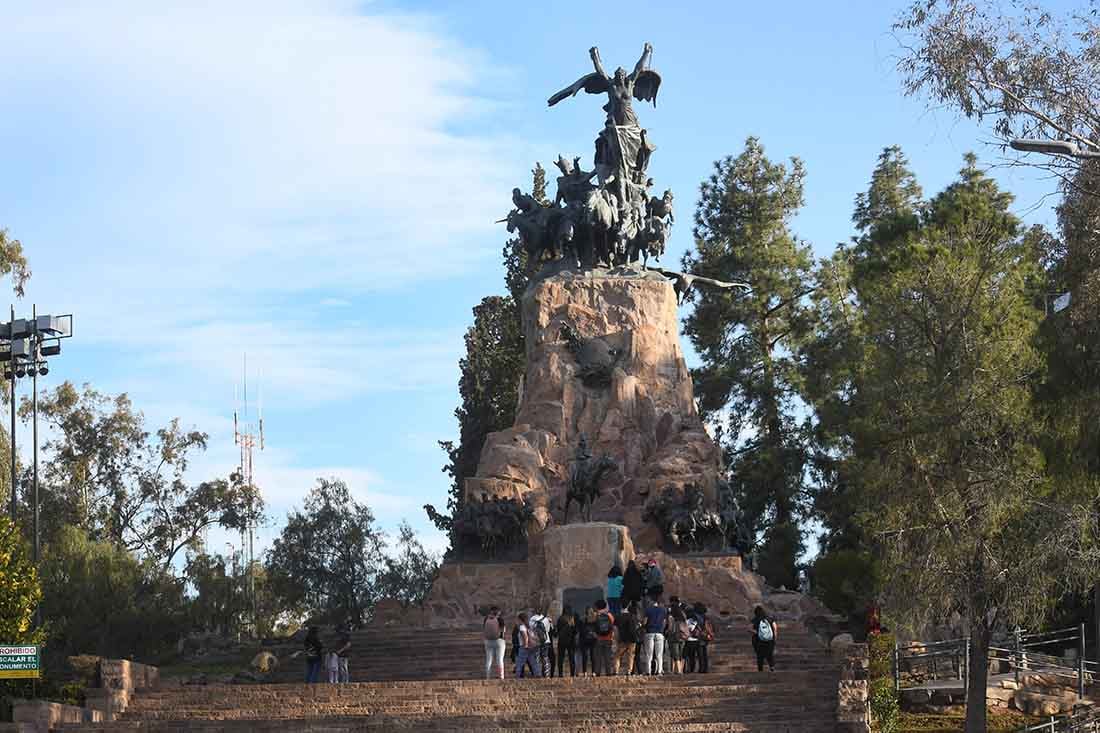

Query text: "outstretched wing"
[693, 275, 751, 291]
[548, 72, 610, 107]
[633, 69, 661, 105]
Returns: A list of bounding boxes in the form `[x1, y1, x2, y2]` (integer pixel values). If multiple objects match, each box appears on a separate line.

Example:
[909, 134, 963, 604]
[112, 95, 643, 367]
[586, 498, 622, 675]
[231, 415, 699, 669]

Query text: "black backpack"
[595, 612, 612, 636]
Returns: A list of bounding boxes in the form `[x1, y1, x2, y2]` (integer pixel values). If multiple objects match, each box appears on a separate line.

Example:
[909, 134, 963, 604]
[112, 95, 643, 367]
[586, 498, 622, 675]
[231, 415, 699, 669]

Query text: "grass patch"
[896, 709, 1035, 732]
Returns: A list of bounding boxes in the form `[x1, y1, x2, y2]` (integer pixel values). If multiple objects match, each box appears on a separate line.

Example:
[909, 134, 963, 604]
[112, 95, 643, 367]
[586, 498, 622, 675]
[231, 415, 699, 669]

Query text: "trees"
[0, 516, 42, 646]
[682, 137, 815, 588]
[27, 382, 260, 570]
[895, 0, 1100, 191]
[430, 296, 525, 535]
[268, 478, 387, 626]
[270, 479, 439, 626]
[804, 146, 925, 553]
[429, 164, 546, 538]
[838, 156, 1100, 732]
[38, 525, 185, 666]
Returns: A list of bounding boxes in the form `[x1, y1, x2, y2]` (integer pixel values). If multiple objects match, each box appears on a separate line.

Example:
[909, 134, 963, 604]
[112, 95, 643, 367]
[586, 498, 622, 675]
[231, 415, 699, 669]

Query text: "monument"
[423, 44, 761, 624]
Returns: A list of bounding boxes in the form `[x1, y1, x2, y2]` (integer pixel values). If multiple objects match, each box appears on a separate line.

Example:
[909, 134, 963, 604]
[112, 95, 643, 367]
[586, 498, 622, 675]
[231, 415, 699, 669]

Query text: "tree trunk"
[965, 622, 991, 733]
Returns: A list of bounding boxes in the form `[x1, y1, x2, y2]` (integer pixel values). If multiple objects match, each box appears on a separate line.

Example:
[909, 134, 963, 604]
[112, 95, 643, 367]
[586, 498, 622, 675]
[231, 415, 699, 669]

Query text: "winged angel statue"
[549, 44, 661, 224]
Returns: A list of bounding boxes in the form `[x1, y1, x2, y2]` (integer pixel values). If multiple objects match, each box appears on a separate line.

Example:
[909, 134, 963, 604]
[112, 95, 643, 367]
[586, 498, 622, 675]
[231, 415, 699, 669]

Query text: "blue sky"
[0, 1, 1068, 559]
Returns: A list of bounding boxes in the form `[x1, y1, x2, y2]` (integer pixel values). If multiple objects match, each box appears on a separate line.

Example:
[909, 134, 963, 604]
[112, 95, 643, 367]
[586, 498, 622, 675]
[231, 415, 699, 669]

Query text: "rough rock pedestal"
[464, 268, 721, 546]
[541, 522, 633, 617]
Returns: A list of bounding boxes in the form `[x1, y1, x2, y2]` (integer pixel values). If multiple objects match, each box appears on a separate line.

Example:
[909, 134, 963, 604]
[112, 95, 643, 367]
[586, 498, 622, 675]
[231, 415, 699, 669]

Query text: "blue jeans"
[515, 646, 534, 678]
[306, 659, 321, 683]
[608, 598, 622, 615]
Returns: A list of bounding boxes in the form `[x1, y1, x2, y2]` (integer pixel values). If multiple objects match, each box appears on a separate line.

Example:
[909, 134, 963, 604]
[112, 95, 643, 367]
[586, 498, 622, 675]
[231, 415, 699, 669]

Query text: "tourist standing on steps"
[622, 560, 643, 607]
[529, 609, 551, 677]
[334, 623, 352, 683]
[646, 559, 664, 600]
[482, 606, 506, 680]
[515, 613, 536, 678]
[642, 596, 667, 675]
[692, 602, 714, 673]
[613, 600, 640, 675]
[579, 606, 597, 676]
[667, 605, 689, 674]
[593, 599, 615, 676]
[556, 605, 579, 677]
[751, 605, 778, 672]
[303, 625, 324, 683]
[606, 565, 624, 615]
[683, 611, 700, 673]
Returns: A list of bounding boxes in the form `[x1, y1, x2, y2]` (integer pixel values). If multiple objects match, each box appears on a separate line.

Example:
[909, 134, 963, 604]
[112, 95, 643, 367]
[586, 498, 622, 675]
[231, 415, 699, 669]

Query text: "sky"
[0, 0, 1071, 561]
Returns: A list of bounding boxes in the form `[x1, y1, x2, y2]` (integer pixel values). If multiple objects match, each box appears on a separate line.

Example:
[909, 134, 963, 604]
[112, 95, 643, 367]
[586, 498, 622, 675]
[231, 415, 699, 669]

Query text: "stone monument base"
[420, 522, 802, 627]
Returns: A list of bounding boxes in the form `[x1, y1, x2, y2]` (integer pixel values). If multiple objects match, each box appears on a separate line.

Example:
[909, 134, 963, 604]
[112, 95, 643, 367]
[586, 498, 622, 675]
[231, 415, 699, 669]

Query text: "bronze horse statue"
[563, 454, 617, 523]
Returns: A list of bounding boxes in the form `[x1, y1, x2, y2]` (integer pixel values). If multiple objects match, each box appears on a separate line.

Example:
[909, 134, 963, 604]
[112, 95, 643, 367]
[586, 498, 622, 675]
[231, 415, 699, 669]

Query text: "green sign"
[0, 646, 39, 679]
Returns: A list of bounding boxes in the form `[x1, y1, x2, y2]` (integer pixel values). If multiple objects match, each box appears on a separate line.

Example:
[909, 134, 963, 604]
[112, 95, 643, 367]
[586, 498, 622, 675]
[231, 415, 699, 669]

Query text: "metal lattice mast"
[233, 355, 264, 637]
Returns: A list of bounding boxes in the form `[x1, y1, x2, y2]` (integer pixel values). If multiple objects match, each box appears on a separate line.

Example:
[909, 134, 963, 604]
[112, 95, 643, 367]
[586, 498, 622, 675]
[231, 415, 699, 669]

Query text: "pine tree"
[804, 146, 923, 552]
[682, 137, 815, 588]
[842, 155, 1100, 732]
[428, 164, 545, 539]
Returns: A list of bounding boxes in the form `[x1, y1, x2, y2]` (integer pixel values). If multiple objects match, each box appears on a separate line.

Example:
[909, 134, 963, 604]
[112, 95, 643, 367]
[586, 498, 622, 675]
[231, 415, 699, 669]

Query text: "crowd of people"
[481, 559, 781, 680]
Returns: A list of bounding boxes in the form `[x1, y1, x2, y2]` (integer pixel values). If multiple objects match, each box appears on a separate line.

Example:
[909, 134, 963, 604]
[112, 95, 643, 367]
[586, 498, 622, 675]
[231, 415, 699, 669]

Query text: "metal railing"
[895, 623, 1094, 703]
[1017, 707, 1100, 732]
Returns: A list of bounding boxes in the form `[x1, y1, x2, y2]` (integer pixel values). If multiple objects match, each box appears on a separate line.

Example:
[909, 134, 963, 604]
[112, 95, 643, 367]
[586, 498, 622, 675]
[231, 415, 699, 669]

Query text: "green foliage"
[803, 146, 924, 553]
[270, 479, 439, 626]
[0, 516, 43, 646]
[812, 549, 878, 619]
[430, 295, 525, 535]
[431, 163, 547, 539]
[756, 521, 802, 591]
[869, 631, 896, 680]
[870, 677, 900, 733]
[683, 137, 814, 585]
[0, 228, 30, 297]
[38, 525, 185, 667]
[26, 382, 261, 570]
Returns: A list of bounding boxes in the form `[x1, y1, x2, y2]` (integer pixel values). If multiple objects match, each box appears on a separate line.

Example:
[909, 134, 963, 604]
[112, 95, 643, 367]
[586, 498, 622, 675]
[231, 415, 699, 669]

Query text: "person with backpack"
[579, 606, 597, 676]
[683, 612, 700, 673]
[606, 565, 624, 615]
[666, 605, 690, 674]
[592, 599, 615, 676]
[642, 596, 667, 675]
[692, 602, 715, 673]
[556, 605, 579, 677]
[751, 605, 778, 672]
[613, 601, 642, 675]
[528, 610, 551, 677]
[483, 606, 506, 680]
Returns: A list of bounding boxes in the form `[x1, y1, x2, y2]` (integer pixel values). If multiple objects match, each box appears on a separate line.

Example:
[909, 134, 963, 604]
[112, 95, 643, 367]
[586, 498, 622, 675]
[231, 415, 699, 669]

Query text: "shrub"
[869, 677, 900, 733]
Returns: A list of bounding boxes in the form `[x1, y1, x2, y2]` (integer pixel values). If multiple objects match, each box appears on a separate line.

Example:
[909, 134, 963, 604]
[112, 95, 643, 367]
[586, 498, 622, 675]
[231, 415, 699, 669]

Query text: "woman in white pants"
[482, 606, 507, 679]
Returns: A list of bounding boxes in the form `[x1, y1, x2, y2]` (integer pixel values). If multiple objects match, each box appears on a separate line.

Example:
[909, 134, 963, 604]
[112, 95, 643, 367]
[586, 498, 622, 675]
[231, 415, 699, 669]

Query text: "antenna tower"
[233, 355, 264, 637]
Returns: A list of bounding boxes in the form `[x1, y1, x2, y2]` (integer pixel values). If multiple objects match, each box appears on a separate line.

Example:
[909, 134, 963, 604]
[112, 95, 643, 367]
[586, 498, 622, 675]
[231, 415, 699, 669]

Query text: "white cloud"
[0, 0, 524, 337]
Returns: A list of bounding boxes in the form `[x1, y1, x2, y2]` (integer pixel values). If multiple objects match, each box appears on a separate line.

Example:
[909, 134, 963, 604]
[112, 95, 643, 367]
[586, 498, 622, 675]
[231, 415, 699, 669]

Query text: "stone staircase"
[61, 620, 841, 732]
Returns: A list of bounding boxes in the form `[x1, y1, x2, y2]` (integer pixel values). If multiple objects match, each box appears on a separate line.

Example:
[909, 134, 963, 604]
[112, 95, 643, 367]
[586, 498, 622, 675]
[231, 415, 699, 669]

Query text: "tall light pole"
[0, 312, 72, 572]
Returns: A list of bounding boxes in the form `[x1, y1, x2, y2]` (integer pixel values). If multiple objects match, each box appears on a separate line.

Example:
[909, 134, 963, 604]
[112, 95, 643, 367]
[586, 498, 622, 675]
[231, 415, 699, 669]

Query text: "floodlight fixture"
[1010, 138, 1100, 159]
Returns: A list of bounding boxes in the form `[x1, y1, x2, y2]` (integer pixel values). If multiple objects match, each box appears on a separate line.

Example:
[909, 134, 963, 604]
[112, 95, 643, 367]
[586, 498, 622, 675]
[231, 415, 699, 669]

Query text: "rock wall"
[465, 269, 721, 547]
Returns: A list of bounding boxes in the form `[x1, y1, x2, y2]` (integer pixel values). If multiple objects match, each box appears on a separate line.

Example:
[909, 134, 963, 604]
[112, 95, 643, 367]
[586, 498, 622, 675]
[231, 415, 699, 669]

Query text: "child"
[326, 650, 340, 683]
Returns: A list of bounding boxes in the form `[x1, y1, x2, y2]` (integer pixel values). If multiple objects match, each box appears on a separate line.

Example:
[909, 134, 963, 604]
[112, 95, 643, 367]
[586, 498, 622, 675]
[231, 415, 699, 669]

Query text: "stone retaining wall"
[836, 643, 870, 733]
[9, 657, 160, 732]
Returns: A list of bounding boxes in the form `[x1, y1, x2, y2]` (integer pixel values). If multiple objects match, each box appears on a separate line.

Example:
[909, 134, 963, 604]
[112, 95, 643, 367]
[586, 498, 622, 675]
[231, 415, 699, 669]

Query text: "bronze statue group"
[482, 559, 730, 680]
